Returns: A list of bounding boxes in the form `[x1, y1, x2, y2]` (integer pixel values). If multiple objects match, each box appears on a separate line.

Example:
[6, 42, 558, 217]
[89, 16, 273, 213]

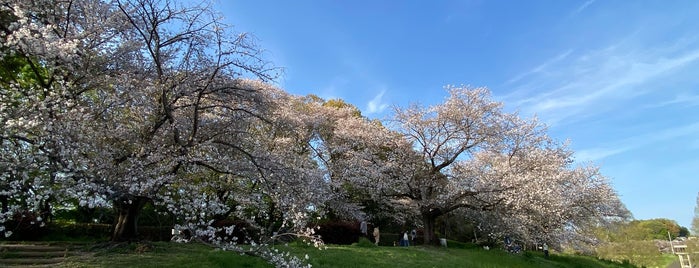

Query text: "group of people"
[360, 221, 551, 258]
[398, 229, 417, 246]
[504, 236, 549, 258]
[360, 220, 382, 245]
[360, 221, 416, 246]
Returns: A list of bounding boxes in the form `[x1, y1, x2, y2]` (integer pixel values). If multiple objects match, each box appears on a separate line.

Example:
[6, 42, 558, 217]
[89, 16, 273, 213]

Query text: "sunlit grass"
[278, 240, 636, 268]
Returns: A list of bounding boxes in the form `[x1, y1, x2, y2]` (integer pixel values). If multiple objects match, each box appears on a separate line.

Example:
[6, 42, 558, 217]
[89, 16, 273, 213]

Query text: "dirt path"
[666, 260, 680, 268]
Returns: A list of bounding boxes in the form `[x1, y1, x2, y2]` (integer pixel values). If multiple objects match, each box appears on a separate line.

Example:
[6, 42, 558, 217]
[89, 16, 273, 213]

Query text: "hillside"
[29, 241, 641, 268]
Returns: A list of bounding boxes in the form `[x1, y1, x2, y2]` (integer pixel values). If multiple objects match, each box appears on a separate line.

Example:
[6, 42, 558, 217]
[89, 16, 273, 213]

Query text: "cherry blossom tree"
[340, 86, 629, 246]
[381, 86, 511, 244]
[276, 95, 417, 224]
[0, 0, 280, 241]
[1, 0, 88, 237]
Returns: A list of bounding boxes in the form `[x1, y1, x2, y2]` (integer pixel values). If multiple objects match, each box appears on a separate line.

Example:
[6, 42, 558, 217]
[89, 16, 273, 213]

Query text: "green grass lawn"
[280, 240, 636, 268]
[55, 240, 640, 268]
[59, 242, 273, 268]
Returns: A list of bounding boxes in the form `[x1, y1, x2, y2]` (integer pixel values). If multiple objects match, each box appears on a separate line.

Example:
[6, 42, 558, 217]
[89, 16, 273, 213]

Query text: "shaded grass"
[59, 242, 272, 268]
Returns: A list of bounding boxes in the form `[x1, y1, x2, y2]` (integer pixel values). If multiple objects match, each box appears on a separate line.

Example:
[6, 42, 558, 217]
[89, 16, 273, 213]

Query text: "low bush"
[315, 221, 361, 245]
[352, 237, 376, 247]
[1, 211, 47, 241]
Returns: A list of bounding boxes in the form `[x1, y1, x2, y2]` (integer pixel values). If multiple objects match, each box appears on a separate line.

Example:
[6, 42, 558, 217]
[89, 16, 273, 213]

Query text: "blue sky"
[220, 0, 699, 228]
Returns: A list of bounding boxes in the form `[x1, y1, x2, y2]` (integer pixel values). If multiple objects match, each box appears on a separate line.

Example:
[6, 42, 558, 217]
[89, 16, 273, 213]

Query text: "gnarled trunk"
[111, 196, 148, 242]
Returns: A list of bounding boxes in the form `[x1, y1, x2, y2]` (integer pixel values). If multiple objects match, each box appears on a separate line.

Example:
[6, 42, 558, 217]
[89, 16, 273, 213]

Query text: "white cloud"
[366, 89, 389, 114]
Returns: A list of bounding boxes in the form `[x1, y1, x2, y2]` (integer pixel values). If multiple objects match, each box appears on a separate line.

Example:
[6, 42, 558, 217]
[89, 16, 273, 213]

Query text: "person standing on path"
[360, 221, 368, 237]
[373, 227, 380, 246]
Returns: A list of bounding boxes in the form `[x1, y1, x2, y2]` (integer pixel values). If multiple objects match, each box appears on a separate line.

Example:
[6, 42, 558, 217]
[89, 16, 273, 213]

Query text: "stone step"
[1, 250, 72, 258]
[0, 242, 87, 267]
[0, 244, 67, 252]
[0, 257, 65, 265]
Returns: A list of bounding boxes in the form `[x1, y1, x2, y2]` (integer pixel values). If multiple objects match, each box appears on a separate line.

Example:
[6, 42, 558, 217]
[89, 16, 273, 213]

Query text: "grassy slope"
[283, 241, 635, 268]
[55, 241, 638, 268]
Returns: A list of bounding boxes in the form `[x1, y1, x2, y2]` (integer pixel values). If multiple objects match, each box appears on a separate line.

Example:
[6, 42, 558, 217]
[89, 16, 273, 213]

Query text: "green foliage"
[302, 94, 364, 117]
[323, 98, 362, 117]
[45, 222, 111, 241]
[0, 52, 53, 105]
[679, 226, 690, 237]
[596, 218, 688, 242]
[591, 218, 686, 268]
[595, 241, 678, 268]
[137, 203, 175, 227]
[54, 206, 115, 224]
[637, 218, 681, 239]
[595, 240, 667, 268]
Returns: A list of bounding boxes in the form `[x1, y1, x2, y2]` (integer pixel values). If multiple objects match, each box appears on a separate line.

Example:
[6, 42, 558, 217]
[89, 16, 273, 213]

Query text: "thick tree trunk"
[0, 196, 7, 214]
[422, 213, 438, 245]
[40, 198, 52, 223]
[111, 196, 148, 242]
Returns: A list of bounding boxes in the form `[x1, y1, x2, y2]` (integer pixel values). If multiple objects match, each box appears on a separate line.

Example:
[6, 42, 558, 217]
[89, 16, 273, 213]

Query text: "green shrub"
[352, 237, 376, 247]
[596, 240, 665, 267]
[42, 222, 171, 241]
[0, 211, 47, 241]
[315, 221, 361, 245]
[47, 222, 111, 240]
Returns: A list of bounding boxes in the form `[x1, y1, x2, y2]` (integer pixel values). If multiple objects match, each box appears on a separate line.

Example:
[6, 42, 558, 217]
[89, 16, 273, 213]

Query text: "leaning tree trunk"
[111, 196, 148, 242]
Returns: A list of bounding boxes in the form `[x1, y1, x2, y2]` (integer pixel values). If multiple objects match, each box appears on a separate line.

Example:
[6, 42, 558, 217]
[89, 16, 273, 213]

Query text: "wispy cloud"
[573, 0, 595, 15]
[503, 40, 699, 126]
[318, 76, 349, 100]
[366, 89, 389, 114]
[575, 146, 634, 162]
[575, 122, 699, 161]
[505, 49, 573, 85]
[645, 93, 699, 109]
